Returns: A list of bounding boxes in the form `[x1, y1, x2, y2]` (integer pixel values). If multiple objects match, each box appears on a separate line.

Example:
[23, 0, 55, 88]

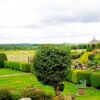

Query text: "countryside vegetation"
[0, 43, 100, 100]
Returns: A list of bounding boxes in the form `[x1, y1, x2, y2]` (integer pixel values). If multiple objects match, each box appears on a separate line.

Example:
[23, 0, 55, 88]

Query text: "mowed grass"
[0, 68, 26, 75]
[0, 50, 36, 62]
[0, 69, 100, 100]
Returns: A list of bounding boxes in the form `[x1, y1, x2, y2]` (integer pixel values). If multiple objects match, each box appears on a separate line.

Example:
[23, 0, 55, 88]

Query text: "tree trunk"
[54, 85, 60, 96]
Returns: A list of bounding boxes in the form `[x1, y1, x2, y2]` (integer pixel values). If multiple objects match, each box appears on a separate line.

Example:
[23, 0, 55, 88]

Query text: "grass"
[0, 69, 100, 100]
[0, 50, 36, 62]
[0, 68, 26, 75]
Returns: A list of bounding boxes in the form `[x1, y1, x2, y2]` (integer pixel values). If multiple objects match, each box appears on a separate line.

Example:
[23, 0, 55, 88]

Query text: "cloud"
[0, 0, 100, 44]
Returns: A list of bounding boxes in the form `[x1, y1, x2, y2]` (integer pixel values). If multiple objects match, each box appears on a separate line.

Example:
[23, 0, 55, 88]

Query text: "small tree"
[33, 45, 71, 96]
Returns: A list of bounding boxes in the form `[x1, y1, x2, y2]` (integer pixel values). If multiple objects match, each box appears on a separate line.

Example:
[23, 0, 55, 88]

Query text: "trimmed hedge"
[4, 61, 32, 72]
[20, 63, 32, 72]
[4, 61, 20, 70]
[91, 73, 100, 89]
[77, 71, 91, 86]
[66, 69, 73, 82]
[67, 69, 100, 89]
[0, 53, 7, 68]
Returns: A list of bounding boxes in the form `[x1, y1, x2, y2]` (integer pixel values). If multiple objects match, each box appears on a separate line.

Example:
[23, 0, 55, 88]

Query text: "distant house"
[89, 36, 100, 44]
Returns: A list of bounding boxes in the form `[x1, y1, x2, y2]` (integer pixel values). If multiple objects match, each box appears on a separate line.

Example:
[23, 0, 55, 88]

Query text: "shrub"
[66, 69, 73, 82]
[0, 88, 11, 100]
[93, 54, 100, 65]
[88, 54, 95, 61]
[22, 88, 52, 100]
[71, 51, 84, 59]
[4, 61, 20, 70]
[0, 53, 7, 61]
[20, 63, 32, 72]
[0, 53, 7, 68]
[80, 52, 92, 64]
[77, 71, 91, 86]
[10, 91, 21, 100]
[33, 45, 71, 96]
[4, 61, 32, 72]
[91, 73, 100, 89]
[71, 70, 82, 84]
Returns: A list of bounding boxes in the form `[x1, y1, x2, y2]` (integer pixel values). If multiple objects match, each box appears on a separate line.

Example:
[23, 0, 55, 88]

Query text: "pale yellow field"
[0, 50, 36, 62]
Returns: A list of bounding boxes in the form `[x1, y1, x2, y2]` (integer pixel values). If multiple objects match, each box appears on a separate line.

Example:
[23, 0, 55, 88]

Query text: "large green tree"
[33, 45, 71, 96]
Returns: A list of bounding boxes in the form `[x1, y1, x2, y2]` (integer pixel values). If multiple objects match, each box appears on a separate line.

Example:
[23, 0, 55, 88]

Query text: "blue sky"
[0, 0, 100, 44]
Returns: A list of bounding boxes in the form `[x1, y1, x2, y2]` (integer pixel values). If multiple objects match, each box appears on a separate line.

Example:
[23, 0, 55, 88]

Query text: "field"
[0, 50, 35, 62]
[0, 68, 100, 100]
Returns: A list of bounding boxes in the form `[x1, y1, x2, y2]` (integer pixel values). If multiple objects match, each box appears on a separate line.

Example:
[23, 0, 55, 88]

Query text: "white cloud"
[0, 0, 100, 44]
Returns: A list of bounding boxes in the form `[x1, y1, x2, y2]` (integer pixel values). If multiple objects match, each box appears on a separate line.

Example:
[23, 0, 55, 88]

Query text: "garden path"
[0, 73, 31, 78]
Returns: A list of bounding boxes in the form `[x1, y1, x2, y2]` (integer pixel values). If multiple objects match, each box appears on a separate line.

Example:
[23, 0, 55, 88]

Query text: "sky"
[0, 0, 100, 44]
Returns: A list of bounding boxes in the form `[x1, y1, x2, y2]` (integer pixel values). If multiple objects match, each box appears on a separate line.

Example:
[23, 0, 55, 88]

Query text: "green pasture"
[0, 68, 100, 100]
[0, 50, 36, 62]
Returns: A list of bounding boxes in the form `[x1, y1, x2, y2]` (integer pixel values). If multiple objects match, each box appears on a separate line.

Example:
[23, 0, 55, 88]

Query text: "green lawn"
[0, 68, 26, 75]
[0, 69, 100, 100]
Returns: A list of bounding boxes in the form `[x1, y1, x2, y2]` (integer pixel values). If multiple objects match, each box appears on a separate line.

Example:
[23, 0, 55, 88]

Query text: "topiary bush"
[0, 88, 12, 100]
[20, 63, 32, 72]
[0, 53, 7, 68]
[91, 73, 100, 89]
[77, 71, 92, 86]
[33, 45, 71, 96]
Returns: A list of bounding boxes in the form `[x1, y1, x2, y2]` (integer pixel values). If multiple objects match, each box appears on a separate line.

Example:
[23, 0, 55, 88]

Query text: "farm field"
[0, 50, 36, 62]
[0, 68, 100, 100]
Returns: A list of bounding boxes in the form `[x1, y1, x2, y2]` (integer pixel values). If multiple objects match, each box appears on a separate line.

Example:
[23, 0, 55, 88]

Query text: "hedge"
[71, 70, 82, 84]
[0, 53, 7, 68]
[77, 71, 91, 86]
[91, 73, 100, 89]
[4, 61, 32, 72]
[66, 69, 73, 82]
[20, 63, 32, 72]
[67, 69, 100, 89]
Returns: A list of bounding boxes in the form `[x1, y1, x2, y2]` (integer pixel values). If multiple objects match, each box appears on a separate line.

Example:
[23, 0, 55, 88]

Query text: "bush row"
[4, 61, 32, 72]
[67, 69, 100, 89]
[0, 87, 52, 100]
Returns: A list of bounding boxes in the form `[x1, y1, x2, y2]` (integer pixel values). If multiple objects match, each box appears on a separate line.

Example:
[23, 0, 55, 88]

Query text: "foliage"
[0, 88, 11, 100]
[88, 54, 95, 61]
[33, 45, 71, 95]
[0, 53, 7, 68]
[93, 54, 100, 65]
[22, 88, 52, 100]
[86, 44, 95, 52]
[66, 69, 73, 82]
[80, 52, 92, 64]
[71, 70, 80, 83]
[77, 71, 91, 86]
[4, 61, 32, 72]
[20, 63, 32, 72]
[71, 51, 84, 59]
[91, 73, 100, 89]
[4, 61, 20, 70]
